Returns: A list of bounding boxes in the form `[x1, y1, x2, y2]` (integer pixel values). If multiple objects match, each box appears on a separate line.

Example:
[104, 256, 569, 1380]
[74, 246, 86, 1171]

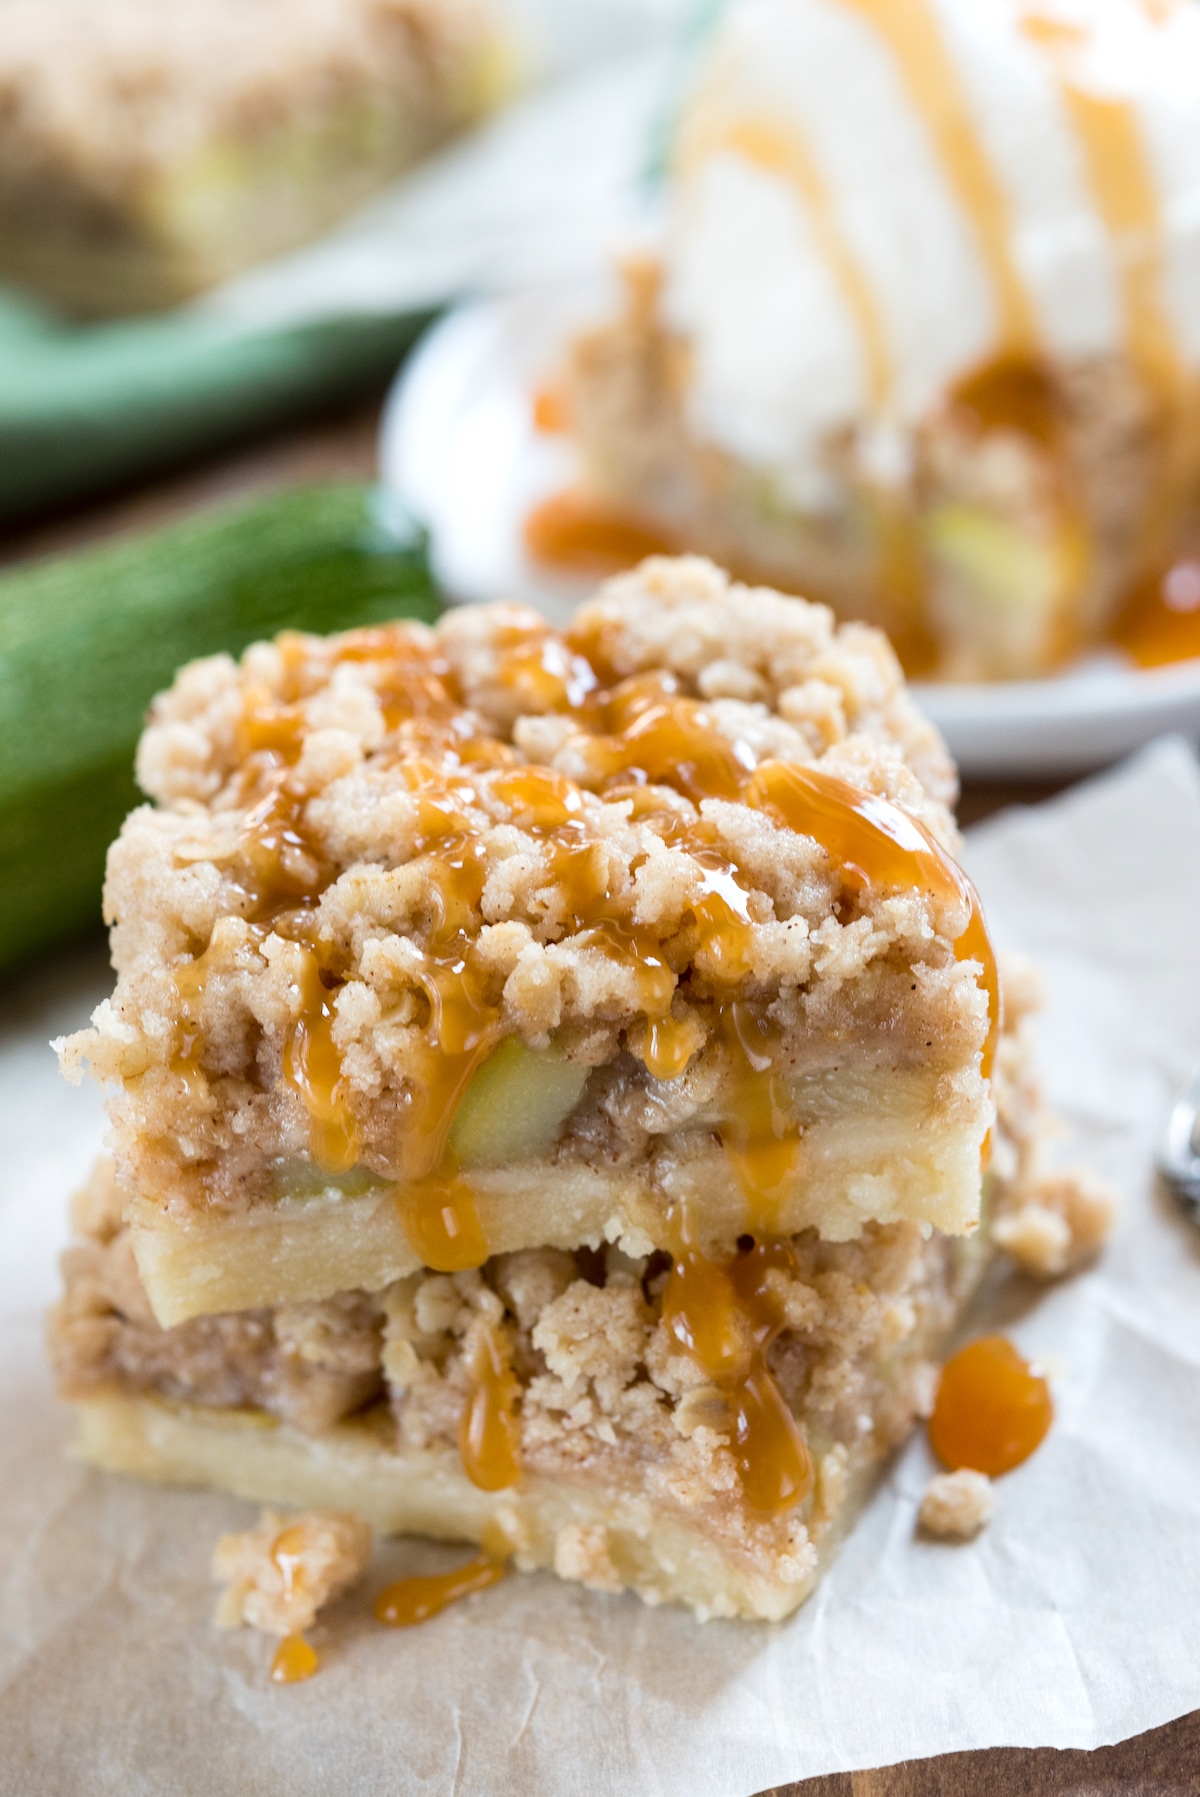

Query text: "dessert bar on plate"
[54, 557, 1048, 1620]
[541, 0, 1200, 682]
[0, 0, 510, 317]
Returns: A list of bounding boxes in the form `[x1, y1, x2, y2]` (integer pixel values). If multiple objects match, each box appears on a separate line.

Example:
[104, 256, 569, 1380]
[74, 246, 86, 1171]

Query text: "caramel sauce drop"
[718, 1006, 803, 1232]
[532, 384, 571, 433]
[1110, 555, 1200, 668]
[375, 1553, 508, 1627]
[950, 355, 1064, 449]
[399, 1158, 489, 1273]
[662, 1234, 813, 1513]
[171, 955, 211, 1096]
[929, 1334, 1053, 1477]
[524, 490, 679, 576]
[269, 1633, 318, 1685]
[283, 953, 359, 1176]
[641, 1011, 697, 1082]
[459, 1325, 522, 1492]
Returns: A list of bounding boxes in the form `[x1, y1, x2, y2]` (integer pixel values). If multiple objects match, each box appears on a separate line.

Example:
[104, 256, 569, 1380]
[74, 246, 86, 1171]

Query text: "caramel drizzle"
[1065, 85, 1179, 403]
[458, 1324, 522, 1492]
[679, 116, 894, 417]
[842, 0, 1038, 357]
[268, 1525, 318, 1685]
[1021, 9, 1198, 601]
[375, 1553, 508, 1627]
[283, 952, 359, 1176]
[1020, 11, 1182, 409]
[662, 1230, 813, 1513]
[678, 113, 936, 663]
[742, 758, 999, 1080]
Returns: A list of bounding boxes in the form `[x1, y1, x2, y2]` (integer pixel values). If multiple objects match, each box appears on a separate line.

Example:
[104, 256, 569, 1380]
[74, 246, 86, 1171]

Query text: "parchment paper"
[2, 739, 1199, 1796]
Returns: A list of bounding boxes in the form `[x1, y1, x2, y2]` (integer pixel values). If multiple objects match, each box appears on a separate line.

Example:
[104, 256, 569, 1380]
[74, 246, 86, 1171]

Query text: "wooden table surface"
[3, 398, 1195, 1796]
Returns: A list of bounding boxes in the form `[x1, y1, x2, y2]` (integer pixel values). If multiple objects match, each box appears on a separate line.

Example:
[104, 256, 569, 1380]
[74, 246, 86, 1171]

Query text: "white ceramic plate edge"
[381, 290, 1200, 778]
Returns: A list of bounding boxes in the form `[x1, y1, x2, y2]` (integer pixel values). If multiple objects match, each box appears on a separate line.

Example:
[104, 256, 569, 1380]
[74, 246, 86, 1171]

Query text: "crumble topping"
[0, 0, 498, 201]
[987, 957, 1116, 1276]
[918, 1469, 994, 1540]
[213, 1508, 373, 1637]
[56, 559, 990, 1228]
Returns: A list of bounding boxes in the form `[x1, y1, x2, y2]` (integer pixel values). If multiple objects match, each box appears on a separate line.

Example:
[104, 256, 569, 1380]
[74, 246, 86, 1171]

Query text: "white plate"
[380, 286, 1200, 778]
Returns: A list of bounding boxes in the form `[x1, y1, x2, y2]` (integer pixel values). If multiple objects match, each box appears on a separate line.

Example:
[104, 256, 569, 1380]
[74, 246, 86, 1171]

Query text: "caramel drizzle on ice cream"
[529, 1, 1200, 666]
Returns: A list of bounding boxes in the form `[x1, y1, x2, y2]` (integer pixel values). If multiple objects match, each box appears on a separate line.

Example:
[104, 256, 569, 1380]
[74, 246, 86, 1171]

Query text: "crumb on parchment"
[212, 1508, 373, 1636]
[991, 1168, 1116, 1280]
[918, 1469, 994, 1540]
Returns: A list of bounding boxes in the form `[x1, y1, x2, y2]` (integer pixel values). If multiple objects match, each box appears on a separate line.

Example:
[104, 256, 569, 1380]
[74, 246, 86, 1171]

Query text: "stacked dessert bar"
[52, 557, 1036, 1620]
[0, 0, 509, 315]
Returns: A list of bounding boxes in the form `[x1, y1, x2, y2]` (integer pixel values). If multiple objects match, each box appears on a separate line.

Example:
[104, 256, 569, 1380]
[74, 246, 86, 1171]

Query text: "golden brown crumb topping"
[918, 1468, 993, 1540]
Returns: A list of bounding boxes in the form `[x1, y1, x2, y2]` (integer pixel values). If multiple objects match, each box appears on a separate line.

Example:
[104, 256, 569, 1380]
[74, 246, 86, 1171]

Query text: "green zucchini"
[0, 481, 440, 976]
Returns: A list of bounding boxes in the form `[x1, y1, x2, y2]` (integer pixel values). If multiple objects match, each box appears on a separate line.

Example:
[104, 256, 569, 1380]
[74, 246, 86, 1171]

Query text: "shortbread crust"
[58, 558, 996, 1327]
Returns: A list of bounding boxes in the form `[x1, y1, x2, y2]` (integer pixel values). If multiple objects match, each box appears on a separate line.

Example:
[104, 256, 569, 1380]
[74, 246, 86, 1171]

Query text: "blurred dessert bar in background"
[48, 557, 1107, 1623]
[533, 0, 1200, 682]
[0, 0, 512, 317]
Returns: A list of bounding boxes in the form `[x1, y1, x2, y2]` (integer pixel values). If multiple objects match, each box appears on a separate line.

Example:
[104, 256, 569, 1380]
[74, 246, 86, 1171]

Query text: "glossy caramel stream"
[269, 1633, 318, 1684]
[375, 1553, 508, 1627]
[268, 1524, 318, 1684]
[458, 1324, 522, 1492]
[662, 1232, 813, 1513]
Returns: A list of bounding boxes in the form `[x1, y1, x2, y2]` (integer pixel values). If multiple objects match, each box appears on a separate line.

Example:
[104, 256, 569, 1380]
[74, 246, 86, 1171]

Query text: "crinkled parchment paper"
[2, 739, 1199, 1797]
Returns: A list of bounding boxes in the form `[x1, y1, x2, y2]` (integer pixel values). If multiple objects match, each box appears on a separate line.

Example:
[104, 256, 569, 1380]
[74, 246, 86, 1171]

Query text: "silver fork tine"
[1158, 1063, 1200, 1216]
